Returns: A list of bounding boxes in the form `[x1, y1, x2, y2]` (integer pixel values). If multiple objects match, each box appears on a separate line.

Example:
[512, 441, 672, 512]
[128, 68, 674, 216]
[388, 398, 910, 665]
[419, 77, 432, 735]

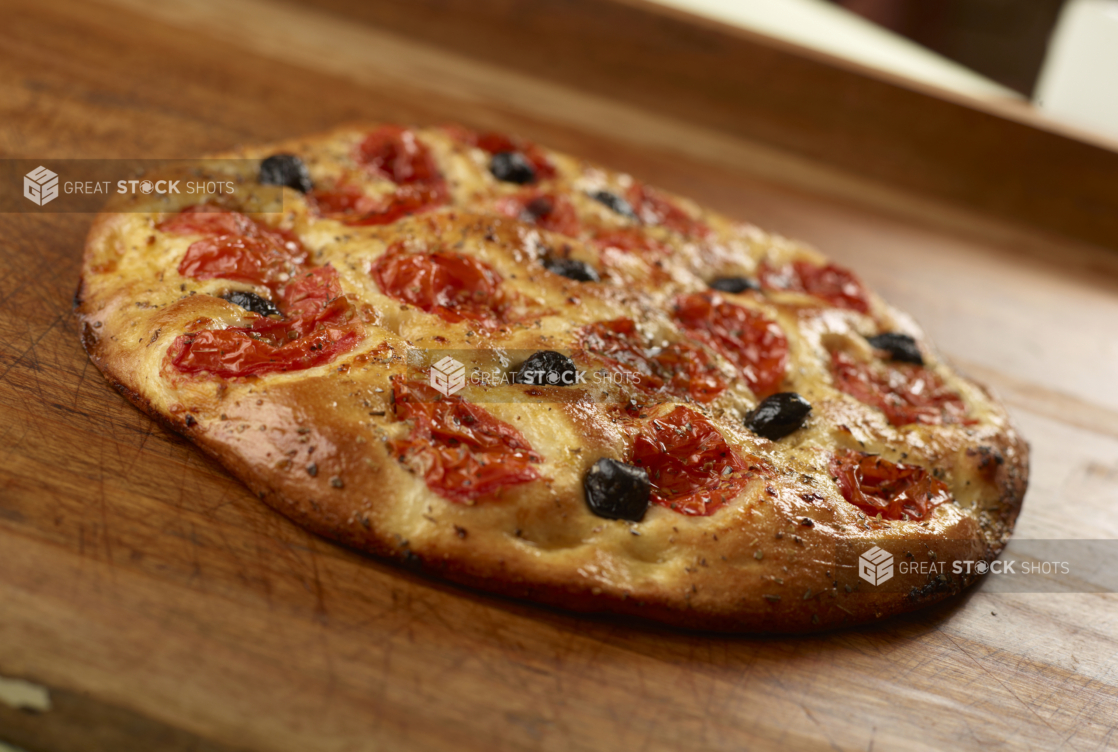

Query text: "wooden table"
[2, 1, 1118, 749]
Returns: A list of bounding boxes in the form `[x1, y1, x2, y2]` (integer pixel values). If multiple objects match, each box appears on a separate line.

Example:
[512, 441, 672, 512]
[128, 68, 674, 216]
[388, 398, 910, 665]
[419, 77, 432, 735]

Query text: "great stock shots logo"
[429, 356, 467, 397]
[858, 546, 894, 586]
[23, 166, 59, 206]
[1, 160, 278, 215]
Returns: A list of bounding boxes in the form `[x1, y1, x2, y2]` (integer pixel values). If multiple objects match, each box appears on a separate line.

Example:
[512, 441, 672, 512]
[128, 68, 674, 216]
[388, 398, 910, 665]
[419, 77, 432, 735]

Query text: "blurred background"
[837, 0, 1065, 96]
[654, 0, 1118, 141]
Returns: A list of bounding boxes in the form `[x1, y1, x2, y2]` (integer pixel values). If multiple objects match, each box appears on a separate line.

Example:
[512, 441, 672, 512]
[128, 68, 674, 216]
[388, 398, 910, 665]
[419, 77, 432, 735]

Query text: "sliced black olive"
[745, 392, 812, 441]
[489, 151, 536, 184]
[259, 154, 313, 193]
[514, 351, 579, 386]
[543, 257, 600, 283]
[590, 190, 636, 220]
[522, 195, 554, 222]
[709, 276, 759, 294]
[584, 458, 651, 522]
[866, 333, 924, 365]
[223, 290, 281, 318]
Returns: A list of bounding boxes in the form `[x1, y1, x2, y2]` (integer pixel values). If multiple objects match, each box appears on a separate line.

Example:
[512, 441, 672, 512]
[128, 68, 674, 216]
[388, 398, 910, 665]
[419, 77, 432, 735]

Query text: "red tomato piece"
[167, 266, 361, 377]
[389, 379, 543, 503]
[280, 266, 355, 326]
[631, 406, 759, 516]
[831, 449, 950, 521]
[160, 205, 308, 287]
[158, 204, 259, 236]
[578, 318, 727, 403]
[625, 182, 710, 238]
[672, 293, 789, 398]
[371, 242, 511, 327]
[495, 191, 581, 237]
[648, 342, 729, 405]
[830, 350, 969, 426]
[167, 322, 360, 377]
[759, 260, 871, 314]
[356, 125, 442, 185]
[312, 182, 448, 226]
[311, 126, 449, 225]
[309, 184, 374, 216]
[176, 236, 303, 286]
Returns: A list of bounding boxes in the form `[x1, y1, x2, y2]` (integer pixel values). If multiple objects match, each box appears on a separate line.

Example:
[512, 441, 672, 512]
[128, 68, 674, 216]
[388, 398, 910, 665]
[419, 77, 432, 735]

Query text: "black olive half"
[259, 154, 313, 193]
[490, 151, 536, 184]
[521, 195, 554, 222]
[584, 458, 651, 522]
[590, 190, 637, 220]
[543, 257, 600, 283]
[866, 333, 924, 365]
[514, 351, 580, 387]
[223, 290, 281, 318]
[709, 276, 759, 294]
[745, 392, 812, 441]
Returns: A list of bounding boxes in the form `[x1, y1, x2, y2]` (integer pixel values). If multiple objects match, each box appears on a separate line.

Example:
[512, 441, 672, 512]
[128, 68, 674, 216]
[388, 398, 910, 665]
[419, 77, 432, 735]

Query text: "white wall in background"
[1036, 0, 1118, 141]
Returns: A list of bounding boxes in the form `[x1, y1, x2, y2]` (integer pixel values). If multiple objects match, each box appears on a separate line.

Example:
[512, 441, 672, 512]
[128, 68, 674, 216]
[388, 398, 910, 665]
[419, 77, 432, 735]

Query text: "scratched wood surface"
[1, 1, 1118, 750]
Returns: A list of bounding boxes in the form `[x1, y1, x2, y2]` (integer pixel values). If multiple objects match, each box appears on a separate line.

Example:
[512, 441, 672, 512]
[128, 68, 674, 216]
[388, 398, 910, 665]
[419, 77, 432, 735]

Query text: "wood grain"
[1, 0, 1117, 750]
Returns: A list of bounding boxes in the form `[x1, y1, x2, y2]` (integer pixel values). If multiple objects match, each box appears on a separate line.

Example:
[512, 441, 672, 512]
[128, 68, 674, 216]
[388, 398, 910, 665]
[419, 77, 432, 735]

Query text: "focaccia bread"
[75, 124, 1028, 632]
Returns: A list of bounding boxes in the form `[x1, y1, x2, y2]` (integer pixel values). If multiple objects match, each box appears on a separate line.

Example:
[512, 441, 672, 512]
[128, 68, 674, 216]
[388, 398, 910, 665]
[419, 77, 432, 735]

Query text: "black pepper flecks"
[306, 463, 318, 477]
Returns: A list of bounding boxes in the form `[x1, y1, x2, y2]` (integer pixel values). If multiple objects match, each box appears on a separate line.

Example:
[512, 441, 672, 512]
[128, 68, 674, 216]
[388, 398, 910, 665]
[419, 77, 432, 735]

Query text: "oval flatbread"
[75, 124, 1028, 632]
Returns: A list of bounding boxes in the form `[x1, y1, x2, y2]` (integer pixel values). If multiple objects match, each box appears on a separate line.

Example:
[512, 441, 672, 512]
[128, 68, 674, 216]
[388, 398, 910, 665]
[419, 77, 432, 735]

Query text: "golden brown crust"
[76, 124, 1028, 632]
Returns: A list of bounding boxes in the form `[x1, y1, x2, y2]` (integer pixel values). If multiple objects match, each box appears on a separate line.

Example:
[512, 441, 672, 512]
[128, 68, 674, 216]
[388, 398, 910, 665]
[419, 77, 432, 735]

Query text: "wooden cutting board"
[2, 1, 1118, 750]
